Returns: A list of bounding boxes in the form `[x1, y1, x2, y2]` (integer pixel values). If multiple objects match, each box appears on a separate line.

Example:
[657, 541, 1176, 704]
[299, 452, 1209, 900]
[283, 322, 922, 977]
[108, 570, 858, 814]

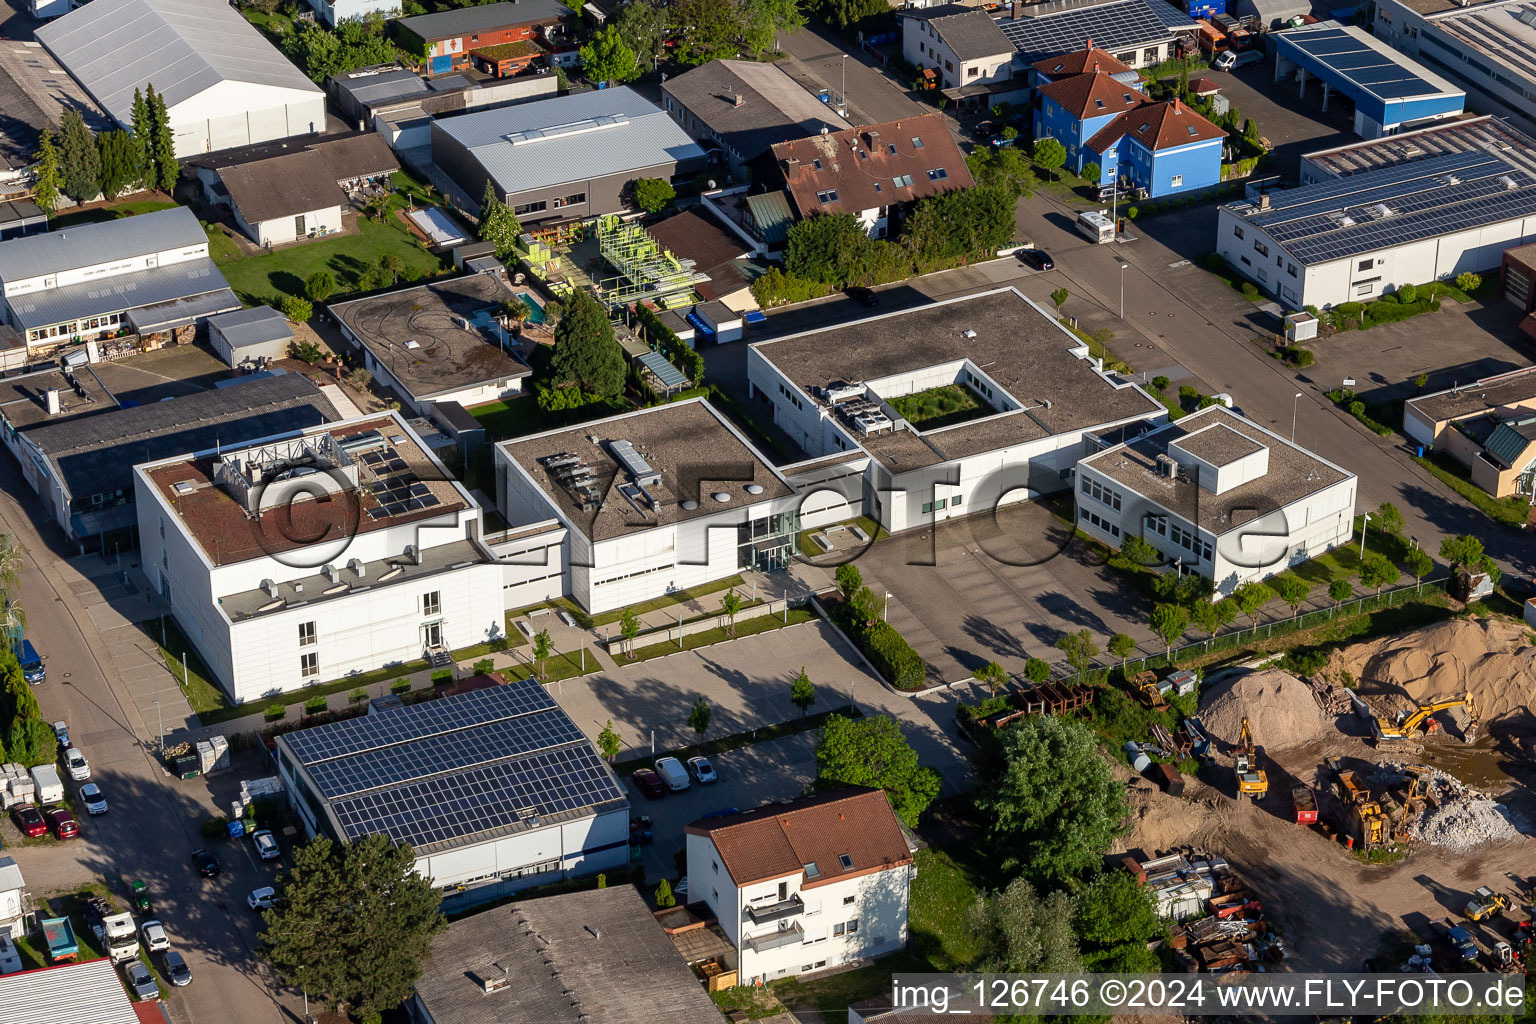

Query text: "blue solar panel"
[998, 0, 1171, 64]
[284, 681, 558, 765]
[1274, 23, 1459, 105]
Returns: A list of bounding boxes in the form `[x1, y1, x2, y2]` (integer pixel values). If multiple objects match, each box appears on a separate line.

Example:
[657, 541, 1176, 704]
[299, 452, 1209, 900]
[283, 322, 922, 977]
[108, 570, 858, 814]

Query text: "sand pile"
[1200, 668, 1326, 751]
[1327, 618, 1536, 723]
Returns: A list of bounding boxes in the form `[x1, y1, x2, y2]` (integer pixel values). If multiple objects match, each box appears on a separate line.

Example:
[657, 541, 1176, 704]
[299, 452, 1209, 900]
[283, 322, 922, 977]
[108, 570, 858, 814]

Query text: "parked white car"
[140, 920, 169, 953]
[64, 747, 90, 781]
[78, 782, 108, 815]
[252, 830, 280, 861]
[247, 887, 276, 911]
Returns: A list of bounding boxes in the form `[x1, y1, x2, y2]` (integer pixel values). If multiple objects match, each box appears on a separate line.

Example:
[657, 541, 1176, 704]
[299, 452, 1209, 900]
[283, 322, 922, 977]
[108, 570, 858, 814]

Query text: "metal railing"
[744, 894, 804, 925]
[745, 921, 805, 953]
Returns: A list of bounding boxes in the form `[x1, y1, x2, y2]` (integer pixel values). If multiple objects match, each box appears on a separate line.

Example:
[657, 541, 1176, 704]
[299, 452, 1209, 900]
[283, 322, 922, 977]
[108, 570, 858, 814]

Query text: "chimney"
[44, 388, 60, 415]
[1011, 0, 1021, 18]
[733, 93, 743, 107]
[1259, 193, 1271, 211]
[785, 156, 801, 179]
[1174, 96, 1181, 112]
[1086, 37, 1093, 49]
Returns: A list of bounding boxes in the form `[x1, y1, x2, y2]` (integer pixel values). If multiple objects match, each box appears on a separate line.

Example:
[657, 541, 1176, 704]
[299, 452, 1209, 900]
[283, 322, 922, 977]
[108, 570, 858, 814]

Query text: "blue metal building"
[1271, 22, 1465, 139]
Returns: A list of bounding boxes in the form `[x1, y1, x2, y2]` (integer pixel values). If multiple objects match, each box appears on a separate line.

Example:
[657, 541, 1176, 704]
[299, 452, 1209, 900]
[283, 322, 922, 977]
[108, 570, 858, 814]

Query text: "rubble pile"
[1305, 673, 1354, 716]
[1370, 761, 1528, 852]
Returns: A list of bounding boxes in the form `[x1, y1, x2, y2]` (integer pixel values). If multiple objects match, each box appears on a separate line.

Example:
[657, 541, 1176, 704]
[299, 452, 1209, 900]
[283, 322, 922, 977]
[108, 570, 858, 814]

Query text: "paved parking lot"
[1210, 62, 1354, 182]
[622, 731, 819, 883]
[855, 501, 1156, 684]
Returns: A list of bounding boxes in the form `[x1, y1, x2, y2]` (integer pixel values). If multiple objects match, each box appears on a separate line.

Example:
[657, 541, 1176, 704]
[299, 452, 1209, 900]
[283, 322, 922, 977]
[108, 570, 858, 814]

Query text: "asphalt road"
[0, 458, 292, 1024]
[775, 23, 926, 126]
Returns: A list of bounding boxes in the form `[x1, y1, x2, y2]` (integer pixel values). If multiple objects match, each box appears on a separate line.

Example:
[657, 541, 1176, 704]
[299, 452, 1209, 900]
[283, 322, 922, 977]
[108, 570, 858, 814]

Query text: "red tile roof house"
[685, 788, 916, 986]
[396, 0, 576, 77]
[768, 113, 975, 239]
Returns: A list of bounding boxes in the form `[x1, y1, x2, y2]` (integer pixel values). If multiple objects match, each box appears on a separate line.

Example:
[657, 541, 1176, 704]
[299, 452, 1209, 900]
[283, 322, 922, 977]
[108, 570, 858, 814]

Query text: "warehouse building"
[277, 682, 629, 908]
[328, 65, 556, 153]
[207, 306, 295, 367]
[409, 886, 723, 1024]
[0, 957, 140, 1024]
[17, 373, 337, 554]
[0, 207, 240, 350]
[1297, 114, 1536, 185]
[330, 272, 532, 415]
[1374, 0, 1536, 137]
[1075, 405, 1358, 594]
[1404, 367, 1536, 500]
[1271, 22, 1464, 139]
[36, 0, 327, 157]
[747, 287, 1166, 536]
[1216, 150, 1536, 308]
[135, 412, 505, 701]
[430, 87, 704, 222]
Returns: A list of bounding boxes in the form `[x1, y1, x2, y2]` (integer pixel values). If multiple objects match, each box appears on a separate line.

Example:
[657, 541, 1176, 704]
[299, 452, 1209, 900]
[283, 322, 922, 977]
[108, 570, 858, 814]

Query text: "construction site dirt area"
[1114, 617, 1535, 974]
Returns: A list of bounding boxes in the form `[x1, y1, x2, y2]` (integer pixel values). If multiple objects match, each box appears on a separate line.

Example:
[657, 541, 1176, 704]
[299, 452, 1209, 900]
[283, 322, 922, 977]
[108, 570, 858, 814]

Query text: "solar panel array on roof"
[998, 0, 1172, 63]
[638, 350, 690, 390]
[1440, 2, 1536, 82]
[1274, 24, 1459, 101]
[1234, 150, 1536, 265]
[283, 682, 625, 853]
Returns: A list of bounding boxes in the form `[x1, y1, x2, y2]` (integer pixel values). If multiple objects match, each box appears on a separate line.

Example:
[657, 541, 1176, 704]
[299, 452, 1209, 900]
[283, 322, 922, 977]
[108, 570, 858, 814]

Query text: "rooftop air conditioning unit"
[1155, 454, 1178, 478]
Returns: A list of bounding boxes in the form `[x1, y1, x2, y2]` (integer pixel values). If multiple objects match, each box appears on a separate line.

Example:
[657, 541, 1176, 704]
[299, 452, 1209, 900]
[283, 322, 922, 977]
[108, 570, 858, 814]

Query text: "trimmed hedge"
[862, 620, 925, 690]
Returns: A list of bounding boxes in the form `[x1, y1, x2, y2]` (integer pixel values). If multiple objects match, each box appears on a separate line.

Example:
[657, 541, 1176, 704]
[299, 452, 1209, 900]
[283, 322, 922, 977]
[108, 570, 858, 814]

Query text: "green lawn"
[796, 515, 888, 557]
[625, 608, 815, 662]
[506, 647, 601, 683]
[1414, 452, 1532, 528]
[153, 615, 229, 717]
[51, 199, 178, 230]
[467, 394, 628, 442]
[212, 174, 450, 304]
[888, 384, 989, 430]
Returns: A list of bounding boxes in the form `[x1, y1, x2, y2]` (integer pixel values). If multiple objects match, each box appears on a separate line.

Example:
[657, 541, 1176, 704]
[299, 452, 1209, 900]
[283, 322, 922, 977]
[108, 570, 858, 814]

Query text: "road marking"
[1168, 259, 1192, 269]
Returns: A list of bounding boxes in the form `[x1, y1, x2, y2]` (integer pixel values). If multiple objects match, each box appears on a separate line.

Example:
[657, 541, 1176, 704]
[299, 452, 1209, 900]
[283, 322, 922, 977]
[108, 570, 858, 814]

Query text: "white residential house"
[0, 857, 26, 940]
[685, 789, 915, 986]
[134, 412, 505, 703]
[1074, 405, 1358, 594]
[899, 4, 1016, 92]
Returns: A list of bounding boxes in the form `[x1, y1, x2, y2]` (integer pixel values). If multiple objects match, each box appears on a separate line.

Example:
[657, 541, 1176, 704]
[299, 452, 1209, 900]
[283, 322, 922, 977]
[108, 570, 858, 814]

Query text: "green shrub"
[390, 677, 412, 694]
[431, 669, 453, 685]
[264, 703, 285, 722]
[1455, 272, 1481, 292]
[1349, 400, 1365, 417]
[304, 694, 327, 713]
[861, 620, 926, 690]
[348, 687, 368, 705]
[635, 303, 705, 384]
[471, 657, 495, 676]
[200, 816, 229, 839]
[1127, 206, 1139, 219]
[750, 267, 832, 307]
[1239, 281, 1260, 300]
[1395, 283, 1417, 303]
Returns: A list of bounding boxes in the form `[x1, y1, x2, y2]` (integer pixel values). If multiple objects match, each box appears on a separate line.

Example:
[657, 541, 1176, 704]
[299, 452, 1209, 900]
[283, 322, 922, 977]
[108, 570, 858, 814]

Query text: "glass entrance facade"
[736, 511, 798, 571]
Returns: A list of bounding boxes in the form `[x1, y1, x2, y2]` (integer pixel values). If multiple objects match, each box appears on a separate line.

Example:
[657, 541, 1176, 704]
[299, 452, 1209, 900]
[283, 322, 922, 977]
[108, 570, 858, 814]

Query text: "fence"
[1101, 577, 1450, 680]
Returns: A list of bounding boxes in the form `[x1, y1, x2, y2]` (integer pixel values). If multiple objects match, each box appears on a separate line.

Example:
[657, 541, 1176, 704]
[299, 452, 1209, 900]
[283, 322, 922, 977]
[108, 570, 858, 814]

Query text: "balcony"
[744, 921, 804, 953]
[744, 894, 804, 925]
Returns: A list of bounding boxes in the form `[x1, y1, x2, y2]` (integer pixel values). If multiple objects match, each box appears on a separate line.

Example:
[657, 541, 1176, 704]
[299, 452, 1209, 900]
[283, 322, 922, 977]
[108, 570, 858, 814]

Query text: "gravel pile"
[1201, 668, 1326, 751]
[1411, 799, 1524, 853]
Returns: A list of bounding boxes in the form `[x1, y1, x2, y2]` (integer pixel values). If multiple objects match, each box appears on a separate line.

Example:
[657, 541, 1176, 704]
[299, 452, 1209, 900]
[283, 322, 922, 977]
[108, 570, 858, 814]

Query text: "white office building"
[686, 789, 914, 986]
[747, 287, 1166, 535]
[1074, 405, 1358, 594]
[496, 399, 801, 614]
[1374, 0, 1536, 137]
[134, 412, 505, 703]
[277, 682, 629, 909]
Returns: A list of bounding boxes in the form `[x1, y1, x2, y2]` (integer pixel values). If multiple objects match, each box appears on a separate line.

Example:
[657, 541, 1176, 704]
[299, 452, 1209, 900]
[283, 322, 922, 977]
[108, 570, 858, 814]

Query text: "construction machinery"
[1373, 692, 1477, 744]
[1234, 717, 1268, 799]
[1326, 757, 1391, 852]
[1391, 763, 1436, 843]
[1290, 785, 1318, 825]
[1131, 670, 1168, 710]
[1463, 886, 1509, 922]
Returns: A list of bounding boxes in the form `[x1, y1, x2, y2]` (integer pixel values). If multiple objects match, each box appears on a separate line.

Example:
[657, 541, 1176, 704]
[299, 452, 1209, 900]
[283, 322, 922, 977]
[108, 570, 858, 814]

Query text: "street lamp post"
[841, 55, 849, 118]
[1359, 511, 1372, 560]
[1118, 262, 1129, 319]
[153, 700, 162, 752]
[1291, 392, 1303, 443]
[883, 591, 890, 621]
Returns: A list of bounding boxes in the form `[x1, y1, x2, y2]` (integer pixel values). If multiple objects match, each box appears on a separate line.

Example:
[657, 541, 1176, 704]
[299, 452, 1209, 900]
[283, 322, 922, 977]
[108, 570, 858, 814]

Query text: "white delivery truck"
[29, 764, 63, 804]
[96, 912, 140, 963]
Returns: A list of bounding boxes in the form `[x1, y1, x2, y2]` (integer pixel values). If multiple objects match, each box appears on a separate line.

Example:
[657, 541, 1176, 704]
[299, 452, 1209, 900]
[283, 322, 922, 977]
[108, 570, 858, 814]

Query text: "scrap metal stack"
[1140, 854, 1289, 973]
[974, 681, 1095, 730]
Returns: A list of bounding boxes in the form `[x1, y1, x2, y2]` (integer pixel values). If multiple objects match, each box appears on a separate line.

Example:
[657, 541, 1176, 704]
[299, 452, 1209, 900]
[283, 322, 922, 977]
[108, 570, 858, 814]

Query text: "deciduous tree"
[597, 720, 621, 762]
[978, 716, 1128, 883]
[686, 695, 712, 738]
[1107, 632, 1136, 667]
[578, 25, 640, 86]
[1359, 553, 1399, 595]
[1054, 628, 1097, 677]
[1023, 657, 1050, 683]
[742, 0, 804, 56]
[1272, 576, 1311, 616]
[478, 181, 522, 261]
[1374, 501, 1404, 538]
[305, 270, 336, 302]
[1328, 578, 1353, 611]
[1405, 549, 1432, 593]
[968, 878, 1081, 973]
[670, 0, 737, 64]
[1031, 137, 1066, 182]
[619, 606, 641, 659]
[973, 660, 1007, 696]
[817, 0, 885, 29]
[1074, 871, 1162, 972]
[790, 667, 816, 717]
[614, 0, 669, 64]
[550, 290, 625, 397]
[1233, 581, 1271, 629]
[531, 628, 552, 679]
[632, 177, 675, 213]
[261, 834, 445, 1018]
[814, 714, 939, 827]
[1148, 603, 1188, 657]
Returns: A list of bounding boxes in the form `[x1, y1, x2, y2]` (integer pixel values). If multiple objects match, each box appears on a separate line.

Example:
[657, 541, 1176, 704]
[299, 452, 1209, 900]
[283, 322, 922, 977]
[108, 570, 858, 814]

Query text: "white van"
[29, 764, 64, 804]
[654, 757, 690, 792]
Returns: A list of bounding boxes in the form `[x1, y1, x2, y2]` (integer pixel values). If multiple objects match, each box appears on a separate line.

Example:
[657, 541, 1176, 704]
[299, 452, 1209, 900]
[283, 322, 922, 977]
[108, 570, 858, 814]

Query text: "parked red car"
[631, 768, 666, 799]
[11, 804, 46, 838]
[44, 806, 79, 840]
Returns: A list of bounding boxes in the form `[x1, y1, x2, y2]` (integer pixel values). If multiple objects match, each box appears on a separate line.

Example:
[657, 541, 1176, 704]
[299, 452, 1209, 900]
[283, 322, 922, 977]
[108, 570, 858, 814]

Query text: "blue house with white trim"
[1084, 97, 1226, 197]
[1034, 58, 1147, 174]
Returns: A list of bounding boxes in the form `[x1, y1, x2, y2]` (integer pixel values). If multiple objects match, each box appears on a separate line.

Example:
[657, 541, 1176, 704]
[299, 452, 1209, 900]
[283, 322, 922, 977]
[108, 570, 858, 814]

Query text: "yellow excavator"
[1391, 763, 1435, 843]
[1328, 757, 1391, 851]
[1373, 692, 1477, 744]
[1234, 717, 1268, 800]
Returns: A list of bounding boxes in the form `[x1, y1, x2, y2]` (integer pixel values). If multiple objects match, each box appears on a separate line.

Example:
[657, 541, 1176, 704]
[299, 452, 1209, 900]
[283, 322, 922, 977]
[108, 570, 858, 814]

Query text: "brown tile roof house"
[1033, 41, 1135, 79]
[1038, 70, 1146, 119]
[770, 113, 973, 223]
[685, 788, 913, 888]
[1087, 96, 1225, 153]
[216, 149, 346, 225]
[308, 131, 399, 185]
[647, 209, 752, 303]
